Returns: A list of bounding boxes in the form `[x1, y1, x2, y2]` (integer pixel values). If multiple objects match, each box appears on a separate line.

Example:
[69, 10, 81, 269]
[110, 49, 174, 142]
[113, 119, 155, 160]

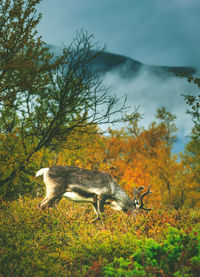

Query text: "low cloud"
[103, 66, 198, 150]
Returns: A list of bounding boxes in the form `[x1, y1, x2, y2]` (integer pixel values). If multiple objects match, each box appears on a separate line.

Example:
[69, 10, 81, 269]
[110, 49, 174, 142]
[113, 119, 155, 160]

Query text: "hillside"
[49, 44, 196, 78]
[89, 50, 196, 78]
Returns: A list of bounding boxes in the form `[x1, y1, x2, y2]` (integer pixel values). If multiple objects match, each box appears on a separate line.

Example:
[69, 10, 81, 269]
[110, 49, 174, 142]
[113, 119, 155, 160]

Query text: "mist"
[48, 44, 198, 152]
[102, 65, 198, 152]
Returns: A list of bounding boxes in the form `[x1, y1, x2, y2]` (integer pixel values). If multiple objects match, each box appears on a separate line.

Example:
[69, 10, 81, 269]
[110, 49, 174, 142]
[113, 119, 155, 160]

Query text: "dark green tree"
[183, 76, 200, 188]
[156, 106, 178, 151]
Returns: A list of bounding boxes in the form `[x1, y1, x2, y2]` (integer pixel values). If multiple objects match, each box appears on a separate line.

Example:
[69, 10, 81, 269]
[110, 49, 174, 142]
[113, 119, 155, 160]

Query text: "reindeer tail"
[36, 168, 49, 177]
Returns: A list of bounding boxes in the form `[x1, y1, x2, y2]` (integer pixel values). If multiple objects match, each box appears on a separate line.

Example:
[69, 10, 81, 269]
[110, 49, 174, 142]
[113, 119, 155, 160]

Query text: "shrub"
[0, 197, 199, 276]
[103, 227, 200, 277]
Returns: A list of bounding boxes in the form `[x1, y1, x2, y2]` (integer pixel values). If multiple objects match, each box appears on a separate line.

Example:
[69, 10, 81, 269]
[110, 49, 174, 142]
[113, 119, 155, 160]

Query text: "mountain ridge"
[48, 44, 196, 78]
[89, 50, 196, 78]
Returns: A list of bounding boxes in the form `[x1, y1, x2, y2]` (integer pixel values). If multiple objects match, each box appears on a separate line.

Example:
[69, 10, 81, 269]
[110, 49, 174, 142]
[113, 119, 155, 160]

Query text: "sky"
[38, 0, 200, 67]
[37, 0, 200, 151]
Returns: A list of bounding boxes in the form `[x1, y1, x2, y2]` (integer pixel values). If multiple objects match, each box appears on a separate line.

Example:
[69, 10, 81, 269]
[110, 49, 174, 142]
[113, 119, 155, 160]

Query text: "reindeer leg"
[39, 196, 56, 209]
[92, 203, 99, 222]
[92, 195, 106, 222]
[39, 194, 62, 209]
[54, 196, 62, 207]
[38, 197, 48, 208]
[39, 179, 63, 209]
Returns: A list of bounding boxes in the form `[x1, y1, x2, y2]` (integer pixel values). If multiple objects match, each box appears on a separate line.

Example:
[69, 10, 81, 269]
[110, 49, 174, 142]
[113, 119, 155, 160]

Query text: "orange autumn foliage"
[48, 119, 199, 210]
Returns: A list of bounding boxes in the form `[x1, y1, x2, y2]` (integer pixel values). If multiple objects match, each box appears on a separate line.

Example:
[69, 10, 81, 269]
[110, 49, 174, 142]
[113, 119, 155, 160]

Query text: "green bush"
[103, 228, 200, 277]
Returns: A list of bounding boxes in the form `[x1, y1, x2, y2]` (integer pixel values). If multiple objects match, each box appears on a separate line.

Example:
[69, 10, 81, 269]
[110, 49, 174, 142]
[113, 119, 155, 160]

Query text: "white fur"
[36, 168, 49, 177]
[63, 192, 94, 203]
[111, 201, 123, 211]
[36, 168, 56, 200]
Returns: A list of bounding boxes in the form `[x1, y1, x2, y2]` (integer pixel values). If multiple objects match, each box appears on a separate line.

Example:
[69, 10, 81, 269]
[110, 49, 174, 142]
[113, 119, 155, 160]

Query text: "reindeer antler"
[133, 186, 144, 198]
[139, 186, 152, 211]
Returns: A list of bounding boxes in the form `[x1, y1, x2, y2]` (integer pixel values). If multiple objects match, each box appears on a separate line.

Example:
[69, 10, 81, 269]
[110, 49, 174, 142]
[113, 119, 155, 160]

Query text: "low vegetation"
[0, 198, 199, 276]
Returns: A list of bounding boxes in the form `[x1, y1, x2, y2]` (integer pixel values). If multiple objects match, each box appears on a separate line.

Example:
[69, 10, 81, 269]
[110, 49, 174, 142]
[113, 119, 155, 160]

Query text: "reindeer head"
[133, 186, 152, 211]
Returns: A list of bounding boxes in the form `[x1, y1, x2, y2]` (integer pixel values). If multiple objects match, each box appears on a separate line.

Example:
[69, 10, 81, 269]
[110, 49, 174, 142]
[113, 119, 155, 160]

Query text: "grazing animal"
[36, 165, 152, 221]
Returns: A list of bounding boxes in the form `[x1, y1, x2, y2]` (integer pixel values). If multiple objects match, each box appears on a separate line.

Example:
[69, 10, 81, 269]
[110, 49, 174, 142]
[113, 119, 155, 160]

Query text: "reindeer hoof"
[92, 217, 101, 223]
[38, 203, 46, 210]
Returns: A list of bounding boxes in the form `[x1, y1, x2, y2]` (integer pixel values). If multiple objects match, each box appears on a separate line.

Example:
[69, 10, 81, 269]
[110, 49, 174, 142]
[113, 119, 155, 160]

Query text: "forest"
[0, 0, 199, 276]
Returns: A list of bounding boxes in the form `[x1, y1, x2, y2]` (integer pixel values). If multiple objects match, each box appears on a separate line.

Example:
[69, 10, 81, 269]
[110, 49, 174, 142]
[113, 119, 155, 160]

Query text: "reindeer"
[36, 165, 152, 221]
